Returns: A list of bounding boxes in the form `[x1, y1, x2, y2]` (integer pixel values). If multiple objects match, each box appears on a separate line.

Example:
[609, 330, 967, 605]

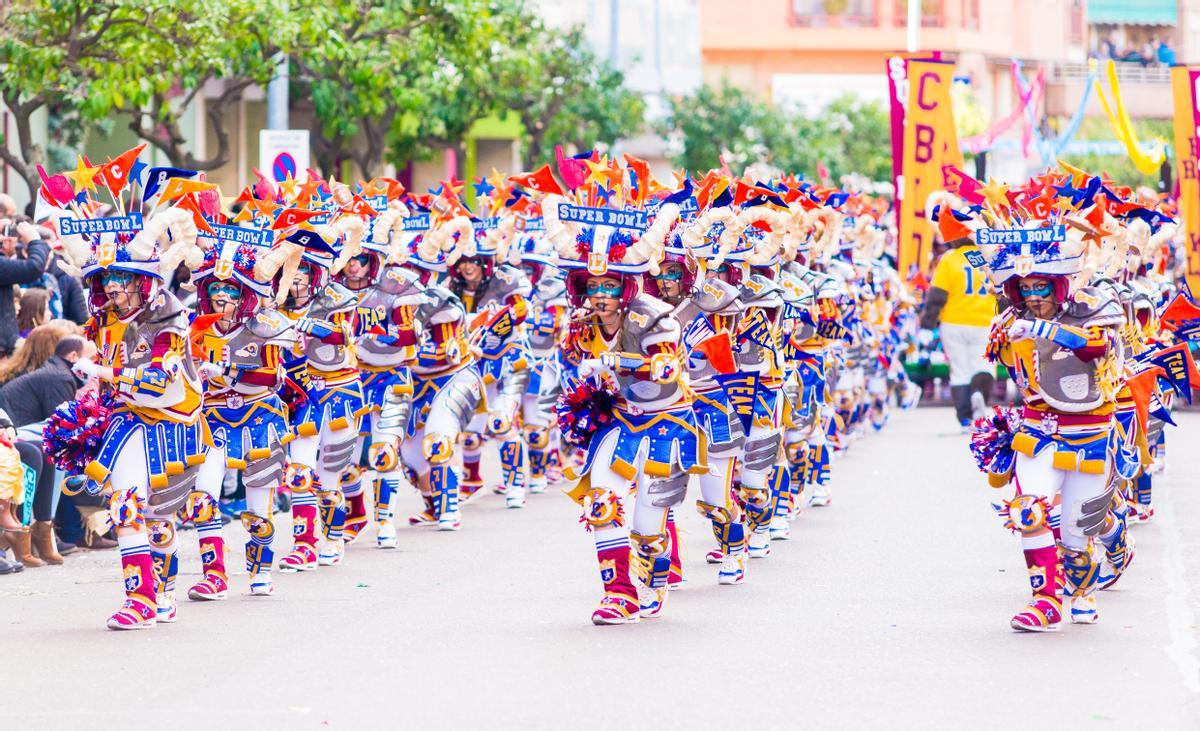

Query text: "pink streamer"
[961, 62, 1044, 155]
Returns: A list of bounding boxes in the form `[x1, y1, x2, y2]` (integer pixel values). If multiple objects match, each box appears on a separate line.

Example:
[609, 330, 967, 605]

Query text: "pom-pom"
[42, 391, 114, 477]
[969, 405, 1020, 476]
[556, 377, 620, 447]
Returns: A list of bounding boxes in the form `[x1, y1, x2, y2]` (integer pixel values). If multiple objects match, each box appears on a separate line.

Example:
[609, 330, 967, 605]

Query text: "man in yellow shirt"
[919, 211, 997, 429]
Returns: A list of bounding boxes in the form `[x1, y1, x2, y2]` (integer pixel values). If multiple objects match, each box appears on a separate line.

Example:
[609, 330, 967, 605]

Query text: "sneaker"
[218, 498, 247, 520]
[107, 598, 157, 631]
[809, 483, 831, 507]
[156, 591, 178, 623]
[528, 477, 547, 495]
[718, 551, 746, 585]
[408, 509, 437, 527]
[278, 544, 317, 572]
[459, 482, 485, 505]
[970, 391, 987, 421]
[747, 530, 771, 559]
[186, 575, 229, 601]
[317, 539, 343, 566]
[437, 510, 462, 531]
[591, 593, 639, 625]
[377, 520, 398, 549]
[705, 548, 724, 565]
[1010, 597, 1063, 632]
[505, 487, 527, 509]
[638, 586, 668, 619]
[249, 575, 274, 596]
[1069, 595, 1099, 624]
[769, 515, 791, 540]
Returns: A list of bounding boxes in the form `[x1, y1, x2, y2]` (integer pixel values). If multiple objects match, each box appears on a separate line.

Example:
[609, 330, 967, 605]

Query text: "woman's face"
[1018, 276, 1059, 319]
[654, 261, 686, 301]
[455, 257, 484, 287]
[343, 254, 373, 290]
[288, 264, 313, 308]
[207, 281, 243, 325]
[585, 276, 623, 317]
[100, 271, 143, 316]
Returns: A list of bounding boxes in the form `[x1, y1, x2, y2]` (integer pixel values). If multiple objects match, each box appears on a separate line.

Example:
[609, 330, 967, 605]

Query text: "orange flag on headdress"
[97, 144, 147, 196]
[508, 165, 564, 196]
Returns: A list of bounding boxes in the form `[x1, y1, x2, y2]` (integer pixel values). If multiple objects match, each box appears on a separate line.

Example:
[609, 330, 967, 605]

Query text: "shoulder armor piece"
[690, 278, 742, 314]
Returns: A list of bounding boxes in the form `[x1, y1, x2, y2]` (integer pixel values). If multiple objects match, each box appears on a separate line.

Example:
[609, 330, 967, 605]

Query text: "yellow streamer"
[1093, 59, 1167, 175]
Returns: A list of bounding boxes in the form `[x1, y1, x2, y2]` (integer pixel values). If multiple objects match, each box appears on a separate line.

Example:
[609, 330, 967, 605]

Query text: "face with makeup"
[1018, 276, 1059, 319]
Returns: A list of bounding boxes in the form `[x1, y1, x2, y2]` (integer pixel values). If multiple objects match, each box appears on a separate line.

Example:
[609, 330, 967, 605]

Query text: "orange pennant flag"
[1125, 366, 1164, 433]
[159, 177, 218, 203]
[937, 208, 973, 243]
[97, 143, 147, 196]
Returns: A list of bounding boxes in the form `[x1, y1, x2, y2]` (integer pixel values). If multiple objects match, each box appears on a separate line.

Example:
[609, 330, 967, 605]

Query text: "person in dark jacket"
[0, 335, 87, 428]
[47, 255, 88, 325]
[0, 335, 89, 563]
[0, 220, 50, 356]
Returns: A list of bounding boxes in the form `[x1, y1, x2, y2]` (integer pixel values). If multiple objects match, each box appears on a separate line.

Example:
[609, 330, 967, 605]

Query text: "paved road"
[3, 408, 1198, 729]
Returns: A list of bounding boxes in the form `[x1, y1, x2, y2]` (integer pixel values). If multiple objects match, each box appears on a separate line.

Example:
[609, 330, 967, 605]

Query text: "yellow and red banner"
[891, 57, 963, 280]
[1171, 66, 1200, 297]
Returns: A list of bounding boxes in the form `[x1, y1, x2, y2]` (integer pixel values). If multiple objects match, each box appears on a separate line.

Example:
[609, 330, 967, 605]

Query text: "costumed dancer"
[278, 206, 367, 571]
[190, 223, 297, 596]
[339, 197, 427, 548]
[440, 184, 533, 509]
[49, 173, 209, 629]
[505, 203, 570, 496]
[397, 203, 483, 531]
[546, 162, 703, 624]
[958, 175, 1135, 631]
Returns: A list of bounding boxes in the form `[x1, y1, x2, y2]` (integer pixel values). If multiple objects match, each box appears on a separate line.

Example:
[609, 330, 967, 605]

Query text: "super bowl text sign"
[1172, 66, 1200, 296]
[893, 58, 963, 281]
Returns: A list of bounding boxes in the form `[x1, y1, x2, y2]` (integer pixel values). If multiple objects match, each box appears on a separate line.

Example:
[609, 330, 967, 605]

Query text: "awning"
[1088, 0, 1177, 26]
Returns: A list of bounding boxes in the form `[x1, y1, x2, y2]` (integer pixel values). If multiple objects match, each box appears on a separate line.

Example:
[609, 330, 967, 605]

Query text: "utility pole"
[906, 0, 921, 53]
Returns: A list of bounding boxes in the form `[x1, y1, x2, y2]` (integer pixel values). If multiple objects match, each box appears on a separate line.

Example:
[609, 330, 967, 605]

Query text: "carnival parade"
[4, 1, 1200, 728]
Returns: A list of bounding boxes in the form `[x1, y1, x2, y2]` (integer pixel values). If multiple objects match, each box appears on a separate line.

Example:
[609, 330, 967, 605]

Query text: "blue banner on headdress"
[556, 202, 648, 230]
[201, 222, 272, 247]
[403, 213, 431, 231]
[59, 213, 143, 237]
[975, 224, 1065, 246]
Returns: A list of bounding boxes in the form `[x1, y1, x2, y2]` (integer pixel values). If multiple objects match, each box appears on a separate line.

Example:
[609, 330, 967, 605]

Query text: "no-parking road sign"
[259, 129, 311, 183]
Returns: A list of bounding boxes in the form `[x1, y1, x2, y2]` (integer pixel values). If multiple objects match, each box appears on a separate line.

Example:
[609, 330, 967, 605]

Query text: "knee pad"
[644, 472, 689, 509]
[340, 464, 363, 486]
[487, 411, 513, 436]
[630, 530, 670, 559]
[179, 490, 219, 525]
[584, 488, 625, 529]
[423, 432, 455, 465]
[107, 487, 147, 530]
[285, 463, 319, 493]
[784, 441, 806, 465]
[146, 518, 176, 549]
[368, 441, 399, 472]
[735, 486, 771, 510]
[524, 425, 551, 450]
[461, 431, 484, 452]
[240, 511, 275, 542]
[996, 494, 1050, 535]
[695, 500, 737, 525]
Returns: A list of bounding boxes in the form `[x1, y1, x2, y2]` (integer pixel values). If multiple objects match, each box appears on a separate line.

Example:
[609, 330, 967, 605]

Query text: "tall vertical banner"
[891, 57, 963, 281]
[1171, 66, 1200, 297]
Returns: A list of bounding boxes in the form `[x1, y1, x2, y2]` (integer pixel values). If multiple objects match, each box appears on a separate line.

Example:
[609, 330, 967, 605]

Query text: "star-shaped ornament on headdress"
[472, 177, 495, 198]
[64, 156, 101, 194]
[278, 174, 300, 201]
[360, 179, 387, 198]
[978, 179, 1010, 210]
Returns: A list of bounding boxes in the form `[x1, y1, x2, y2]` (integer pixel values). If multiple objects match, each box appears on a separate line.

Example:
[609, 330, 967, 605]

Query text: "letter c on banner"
[918, 72, 939, 111]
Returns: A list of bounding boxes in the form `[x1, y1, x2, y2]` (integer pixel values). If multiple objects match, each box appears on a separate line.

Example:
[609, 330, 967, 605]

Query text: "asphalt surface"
[2, 407, 1198, 729]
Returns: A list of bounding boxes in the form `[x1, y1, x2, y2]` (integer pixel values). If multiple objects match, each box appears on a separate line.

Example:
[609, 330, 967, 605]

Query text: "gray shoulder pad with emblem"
[624, 294, 678, 348]
[689, 278, 742, 314]
[1066, 286, 1125, 327]
[313, 282, 359, 318]
[738, 274, 784, 309]
[146, 290, 189, 337]
[246, 308, 298, 347]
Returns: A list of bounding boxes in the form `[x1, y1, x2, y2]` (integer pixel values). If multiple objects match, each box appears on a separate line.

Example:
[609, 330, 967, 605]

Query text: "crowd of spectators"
[1095, 31, 1176, 67]
[0, 192, 103, 575]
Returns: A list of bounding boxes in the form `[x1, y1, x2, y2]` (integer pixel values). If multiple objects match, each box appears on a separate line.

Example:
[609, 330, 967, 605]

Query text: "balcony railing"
[1045, 61, 1172, 84]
